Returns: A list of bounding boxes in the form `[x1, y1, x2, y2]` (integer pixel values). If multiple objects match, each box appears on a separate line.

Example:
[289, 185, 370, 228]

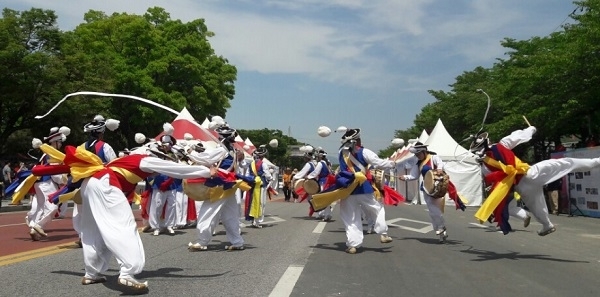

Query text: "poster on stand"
[562, 146, 600, 218]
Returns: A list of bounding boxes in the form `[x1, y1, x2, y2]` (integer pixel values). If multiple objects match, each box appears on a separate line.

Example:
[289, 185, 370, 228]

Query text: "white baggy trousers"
[339, 193, 388, 248]
[28, 179, 59, 229]
[80, 174, 145, 279]
[515, 157, 600, 230]
[195, 194, 243, 246]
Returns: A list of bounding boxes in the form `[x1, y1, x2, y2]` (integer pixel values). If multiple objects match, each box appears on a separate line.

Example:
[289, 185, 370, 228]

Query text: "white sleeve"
[307, 162, 323, 179]
[139, 157, 212, 178]
[188, 147, 228, 166]
[362, 148, 395, 169]
[432, 155, 445, 170]
[261, 162, 272, 181]
[293, 163, 312, 180]
[499, 126, 536, 150]
[403, 162, 420, 181]
[50, 174, 65, 185]
[103, 143, 117, 163]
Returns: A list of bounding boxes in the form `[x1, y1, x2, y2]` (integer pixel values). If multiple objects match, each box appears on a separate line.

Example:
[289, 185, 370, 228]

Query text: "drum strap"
[418, 154, 433, 175]
[344, 151, 366, 173]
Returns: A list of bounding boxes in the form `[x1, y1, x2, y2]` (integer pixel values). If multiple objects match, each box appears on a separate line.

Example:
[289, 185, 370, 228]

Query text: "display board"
[561, 146, 600, 218]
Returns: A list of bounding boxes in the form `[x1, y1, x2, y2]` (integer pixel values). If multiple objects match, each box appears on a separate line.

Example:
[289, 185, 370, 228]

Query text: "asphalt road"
[0, 196, 599, 297]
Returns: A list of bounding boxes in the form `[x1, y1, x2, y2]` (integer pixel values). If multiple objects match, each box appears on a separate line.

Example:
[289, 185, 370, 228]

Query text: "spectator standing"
[3, 161, 12, 198]
[282, 168, 292, 202]
[545, 178, 562, 215]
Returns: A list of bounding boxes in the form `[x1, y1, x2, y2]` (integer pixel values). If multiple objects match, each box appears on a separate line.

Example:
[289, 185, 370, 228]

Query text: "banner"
[560, 146, 600, 218]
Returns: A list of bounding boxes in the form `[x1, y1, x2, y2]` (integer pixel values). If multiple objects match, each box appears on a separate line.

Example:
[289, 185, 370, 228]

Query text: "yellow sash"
[131, 192, 142, 205]
[310, 172, 367, 211]
[59, 189, 82, 204]
[12, 144, 66, 204]
[249, 161, 263, 218]
[43, 144, 66, 164]
[11, 175, 38, 204]
[68, 145, 105, 182]
[474, 156, 530, 222]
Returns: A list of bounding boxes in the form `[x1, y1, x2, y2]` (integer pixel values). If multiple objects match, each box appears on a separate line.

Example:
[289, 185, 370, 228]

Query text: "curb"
[0, 200, 75, 213]
[0, 201, 31, 213]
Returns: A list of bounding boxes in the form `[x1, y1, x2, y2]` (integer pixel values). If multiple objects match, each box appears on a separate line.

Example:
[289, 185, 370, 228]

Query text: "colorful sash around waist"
[10, 174, 38, 205]
[185, 170, 251, 202]
[474, 156, 530, 223]
[310, 171, 367, 204]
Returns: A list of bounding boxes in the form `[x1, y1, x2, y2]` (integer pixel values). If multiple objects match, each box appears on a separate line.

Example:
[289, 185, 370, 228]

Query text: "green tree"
[0, 8, 66, 155]
[60, 7, 237, 149]
[237, 128, 301, 167]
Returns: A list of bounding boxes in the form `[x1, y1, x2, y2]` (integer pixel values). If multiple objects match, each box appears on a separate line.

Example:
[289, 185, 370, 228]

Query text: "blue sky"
[3, 0, 577, 156]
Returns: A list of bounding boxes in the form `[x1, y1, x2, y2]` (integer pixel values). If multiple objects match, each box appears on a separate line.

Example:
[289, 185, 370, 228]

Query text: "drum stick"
[522, 115, 531, 127]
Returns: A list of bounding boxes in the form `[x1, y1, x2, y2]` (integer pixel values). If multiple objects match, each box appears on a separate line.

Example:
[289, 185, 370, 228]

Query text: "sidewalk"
[0, 198, 33, 213]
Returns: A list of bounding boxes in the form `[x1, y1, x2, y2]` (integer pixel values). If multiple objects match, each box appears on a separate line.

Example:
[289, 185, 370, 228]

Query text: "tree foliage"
[0, 7, 236, 158]
[381, 0, 600, 162]
[236, 128, 301, 168]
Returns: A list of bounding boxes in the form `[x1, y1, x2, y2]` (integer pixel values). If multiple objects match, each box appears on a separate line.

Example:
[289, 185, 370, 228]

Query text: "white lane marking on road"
[263, 216, 286, 223]
[469, 222, 490, 229]
[312, 222, 327, 234]
[269, 265, 304, 297]
[0, 223, 26, 228]
[469, 222, 503, 233]
[386, 218, 433, 234]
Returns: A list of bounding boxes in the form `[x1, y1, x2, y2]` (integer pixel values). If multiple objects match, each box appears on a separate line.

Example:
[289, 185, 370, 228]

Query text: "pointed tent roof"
[391, 143, 416, 163]
[244, 137, 255, 148]
[231, 135, 251, 155]
[419, 129, 429, 143]
[424, 118, 475, 162]
[201, 117, 210, 129]
[155, 107, 220, 148]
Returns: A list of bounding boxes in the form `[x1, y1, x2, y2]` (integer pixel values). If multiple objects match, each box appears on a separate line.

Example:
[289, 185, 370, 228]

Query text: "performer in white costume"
[292, 150, 316, 216]
[307, 149, 335, 221]
[245, 146, 272, 228]
[400, 143, 449, 242]
[25, 127, 70, 240]
[32, 143, 227, 292]
[189, 126, 245, 251]
[149, 125, 179, 236]
[336, 129, 394, 254]
[72, 115, 119, 247]
[472, 126, 600, 236]
[235, 149, 251, 226]
[172, 145, 190, 229]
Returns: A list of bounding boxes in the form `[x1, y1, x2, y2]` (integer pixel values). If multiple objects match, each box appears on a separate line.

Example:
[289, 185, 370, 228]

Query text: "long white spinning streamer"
[35, 91, 224, 146]
[34, 91, 181, 119]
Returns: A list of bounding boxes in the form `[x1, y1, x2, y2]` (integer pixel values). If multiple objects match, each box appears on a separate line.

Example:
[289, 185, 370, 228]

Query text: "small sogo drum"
[294, 178, 321, 195]
[423, 170, 450, 198]
[369, 169, 386, 190]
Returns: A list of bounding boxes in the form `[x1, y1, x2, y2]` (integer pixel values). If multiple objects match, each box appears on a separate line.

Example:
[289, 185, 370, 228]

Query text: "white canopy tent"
[418, 129, 429, 143]
[424, 119, 483, 206]
[394, 119, 483, 207]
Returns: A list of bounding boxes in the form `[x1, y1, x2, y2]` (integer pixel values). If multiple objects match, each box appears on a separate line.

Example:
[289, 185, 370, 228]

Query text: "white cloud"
[5, 0, 574, 91]
[3, 0, 577, 154]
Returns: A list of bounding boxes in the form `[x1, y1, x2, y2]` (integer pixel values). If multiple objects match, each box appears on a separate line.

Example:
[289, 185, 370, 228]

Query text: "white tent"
[200, 117, 210, 129]
[418, 129, 429, 143]
[154, 108, 222, 150]
[424, 119, 483, 206]
[393, 119, 483, 206]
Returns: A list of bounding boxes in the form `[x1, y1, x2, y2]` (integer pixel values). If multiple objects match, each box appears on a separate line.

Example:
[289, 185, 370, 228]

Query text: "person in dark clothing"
[545, 178, 562, 215]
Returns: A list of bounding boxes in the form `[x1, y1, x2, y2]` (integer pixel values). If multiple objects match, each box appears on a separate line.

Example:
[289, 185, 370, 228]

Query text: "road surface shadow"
[459, 245, 590, 263]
